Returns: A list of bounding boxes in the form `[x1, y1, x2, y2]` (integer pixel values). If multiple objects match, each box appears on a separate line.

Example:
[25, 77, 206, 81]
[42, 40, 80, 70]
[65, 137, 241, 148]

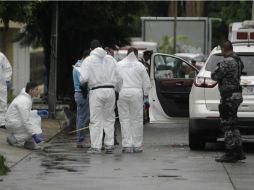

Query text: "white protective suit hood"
[90, 47, 107, 58]
[125, 52, 138, 62]
[84, 47, 108, 65]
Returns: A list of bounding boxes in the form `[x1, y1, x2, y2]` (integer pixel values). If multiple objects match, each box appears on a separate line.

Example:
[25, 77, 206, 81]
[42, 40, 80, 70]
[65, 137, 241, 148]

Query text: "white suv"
[189, 42, 254, 150]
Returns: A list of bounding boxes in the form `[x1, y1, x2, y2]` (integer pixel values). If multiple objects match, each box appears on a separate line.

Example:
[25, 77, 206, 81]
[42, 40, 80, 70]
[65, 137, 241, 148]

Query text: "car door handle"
[175, 81, 184, 86]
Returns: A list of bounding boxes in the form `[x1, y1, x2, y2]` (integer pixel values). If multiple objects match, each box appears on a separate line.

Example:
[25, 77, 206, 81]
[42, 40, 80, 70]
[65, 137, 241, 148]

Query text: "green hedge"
[0, 155, 10, 175]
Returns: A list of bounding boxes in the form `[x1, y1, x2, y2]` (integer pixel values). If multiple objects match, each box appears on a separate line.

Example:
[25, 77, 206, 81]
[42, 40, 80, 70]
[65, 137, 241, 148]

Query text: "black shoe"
[235, 146, 246, 160]
[0, 125, 6, 129]
[235, 154, 246, 160]
[215, 152, 237, 163]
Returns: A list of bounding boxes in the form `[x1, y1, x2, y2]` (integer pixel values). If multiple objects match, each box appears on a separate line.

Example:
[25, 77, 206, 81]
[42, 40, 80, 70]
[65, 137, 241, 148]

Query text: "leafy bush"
[0, 155, 10, 175]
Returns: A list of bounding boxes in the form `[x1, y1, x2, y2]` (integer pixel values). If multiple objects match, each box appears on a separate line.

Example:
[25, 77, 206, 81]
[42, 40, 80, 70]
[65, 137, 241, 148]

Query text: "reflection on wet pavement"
[2, 124, 254, 190]
[40, 132, 91, 173]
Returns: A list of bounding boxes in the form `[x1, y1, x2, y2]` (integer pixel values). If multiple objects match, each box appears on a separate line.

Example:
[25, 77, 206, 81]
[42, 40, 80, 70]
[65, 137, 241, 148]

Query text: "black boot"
[235, 146, 246, 160]
[215, 150, 237, 163]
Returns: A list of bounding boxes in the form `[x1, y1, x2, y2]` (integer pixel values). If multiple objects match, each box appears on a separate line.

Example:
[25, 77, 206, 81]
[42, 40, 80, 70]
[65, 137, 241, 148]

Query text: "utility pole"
[48, 2, 58, 118]
[173, 1, 177, 54]
[252, 0, 254, 20]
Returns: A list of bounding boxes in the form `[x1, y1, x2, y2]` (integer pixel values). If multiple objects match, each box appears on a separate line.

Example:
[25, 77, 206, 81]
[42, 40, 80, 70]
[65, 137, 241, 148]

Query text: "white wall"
[12, 42, 30, 95]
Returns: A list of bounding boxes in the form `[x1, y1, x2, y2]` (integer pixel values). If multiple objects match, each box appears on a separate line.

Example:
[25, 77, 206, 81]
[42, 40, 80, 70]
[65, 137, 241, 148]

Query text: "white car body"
[189, 42, 254, 150]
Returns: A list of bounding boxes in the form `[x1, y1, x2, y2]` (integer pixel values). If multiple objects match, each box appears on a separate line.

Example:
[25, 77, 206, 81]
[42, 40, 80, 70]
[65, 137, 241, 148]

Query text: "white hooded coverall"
[0, 52, 12, 126]
[5, 88, 42, 142]
[80, 47, 120, 150]
[116, 52, 150, 148]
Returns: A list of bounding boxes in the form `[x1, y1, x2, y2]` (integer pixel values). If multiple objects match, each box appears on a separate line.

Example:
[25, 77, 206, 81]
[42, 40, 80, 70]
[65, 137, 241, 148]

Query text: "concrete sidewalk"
[0, 119, 62, 168]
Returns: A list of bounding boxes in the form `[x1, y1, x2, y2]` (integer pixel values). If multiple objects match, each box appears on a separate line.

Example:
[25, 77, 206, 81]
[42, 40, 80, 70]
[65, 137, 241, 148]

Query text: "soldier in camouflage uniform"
[211, 40, 246, 163]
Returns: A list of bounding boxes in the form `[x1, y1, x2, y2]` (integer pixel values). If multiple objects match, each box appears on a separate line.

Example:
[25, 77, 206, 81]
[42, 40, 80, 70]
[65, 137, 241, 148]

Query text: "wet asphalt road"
[1, 122, 254, 190]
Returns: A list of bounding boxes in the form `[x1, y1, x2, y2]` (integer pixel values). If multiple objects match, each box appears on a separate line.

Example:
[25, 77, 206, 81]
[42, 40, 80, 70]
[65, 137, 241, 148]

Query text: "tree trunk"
[185, 1, 204, 17]
[168, 1, 176, 17]
[196, 1, 204, 16]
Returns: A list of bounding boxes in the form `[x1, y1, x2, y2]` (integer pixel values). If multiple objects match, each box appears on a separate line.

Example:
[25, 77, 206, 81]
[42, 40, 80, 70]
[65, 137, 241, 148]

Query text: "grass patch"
[0, 155, 10, 175]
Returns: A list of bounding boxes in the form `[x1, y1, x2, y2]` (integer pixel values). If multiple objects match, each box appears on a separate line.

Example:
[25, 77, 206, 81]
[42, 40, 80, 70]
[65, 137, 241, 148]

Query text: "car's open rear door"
[149, 53, 199, 122]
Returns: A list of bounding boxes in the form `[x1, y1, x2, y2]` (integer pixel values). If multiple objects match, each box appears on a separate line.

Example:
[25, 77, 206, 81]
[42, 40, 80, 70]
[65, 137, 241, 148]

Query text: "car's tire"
[189, 119, 206, 150]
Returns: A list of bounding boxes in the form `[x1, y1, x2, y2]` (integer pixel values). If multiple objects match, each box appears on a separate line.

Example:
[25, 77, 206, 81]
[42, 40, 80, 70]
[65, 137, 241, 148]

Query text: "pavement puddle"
[37, 132, 92, 174]
[168, 143, 189, 148]
[161, 168, 179, 171]
[142, 175, 186, 180]
[157, 175, 181, 178]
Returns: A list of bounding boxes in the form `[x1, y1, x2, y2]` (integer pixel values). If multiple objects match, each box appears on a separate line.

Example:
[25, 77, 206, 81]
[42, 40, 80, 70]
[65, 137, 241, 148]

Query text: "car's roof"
[131, 41, 157, 48]
[130, 41, 158, 52]
[174, 53, 204, 58]
[131, 41, 157, 46]
[211, 43, 254, 54]
[114, 49, 145, 54]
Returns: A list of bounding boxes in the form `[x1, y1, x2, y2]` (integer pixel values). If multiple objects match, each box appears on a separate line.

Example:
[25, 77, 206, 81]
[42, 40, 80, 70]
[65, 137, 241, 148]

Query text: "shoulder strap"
[231, 55, 242, 79]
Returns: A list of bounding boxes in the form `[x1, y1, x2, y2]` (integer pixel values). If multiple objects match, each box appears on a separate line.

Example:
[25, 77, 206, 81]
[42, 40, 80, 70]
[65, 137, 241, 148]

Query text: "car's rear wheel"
[189, 119, 206, 150]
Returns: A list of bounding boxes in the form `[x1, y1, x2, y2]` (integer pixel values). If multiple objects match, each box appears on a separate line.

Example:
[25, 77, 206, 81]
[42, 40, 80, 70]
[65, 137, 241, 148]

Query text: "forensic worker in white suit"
[5, 82, 42, 150]
[0, 52, 12, 127]
[116, 47, 151, 153]
[80, 40, 121, 154]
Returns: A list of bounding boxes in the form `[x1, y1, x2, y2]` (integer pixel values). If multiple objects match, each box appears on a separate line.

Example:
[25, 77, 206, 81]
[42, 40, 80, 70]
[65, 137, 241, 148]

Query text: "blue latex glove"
[6, 81, 10, 90]
[32, 134, 41, 144]
[37, 110, 48, 117]
[144, 96, 150, 108]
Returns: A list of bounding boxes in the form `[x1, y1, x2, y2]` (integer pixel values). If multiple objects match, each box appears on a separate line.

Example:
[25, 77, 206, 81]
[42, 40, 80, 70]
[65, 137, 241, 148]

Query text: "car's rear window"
[205, 54, 254, 76]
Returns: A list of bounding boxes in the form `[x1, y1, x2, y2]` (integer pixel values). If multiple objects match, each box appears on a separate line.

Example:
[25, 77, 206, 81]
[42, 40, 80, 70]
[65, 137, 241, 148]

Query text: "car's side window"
[154, 55, 196, 79]
[175, 61, 197, 79]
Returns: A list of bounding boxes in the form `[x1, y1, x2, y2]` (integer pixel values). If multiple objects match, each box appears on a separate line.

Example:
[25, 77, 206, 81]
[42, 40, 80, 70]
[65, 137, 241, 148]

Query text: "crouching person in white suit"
[5, 82, 42, 150]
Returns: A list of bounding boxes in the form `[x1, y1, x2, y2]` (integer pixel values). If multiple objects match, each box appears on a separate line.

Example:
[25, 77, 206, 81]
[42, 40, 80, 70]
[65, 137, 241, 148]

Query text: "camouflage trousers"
[219, 93, 243, 150]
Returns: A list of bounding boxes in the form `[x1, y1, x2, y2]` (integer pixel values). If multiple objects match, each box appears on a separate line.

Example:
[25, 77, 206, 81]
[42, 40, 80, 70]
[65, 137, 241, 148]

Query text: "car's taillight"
[250, 32, 254, 40]
[237, 32, 248, 40]
[194, 76, 217, 88]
